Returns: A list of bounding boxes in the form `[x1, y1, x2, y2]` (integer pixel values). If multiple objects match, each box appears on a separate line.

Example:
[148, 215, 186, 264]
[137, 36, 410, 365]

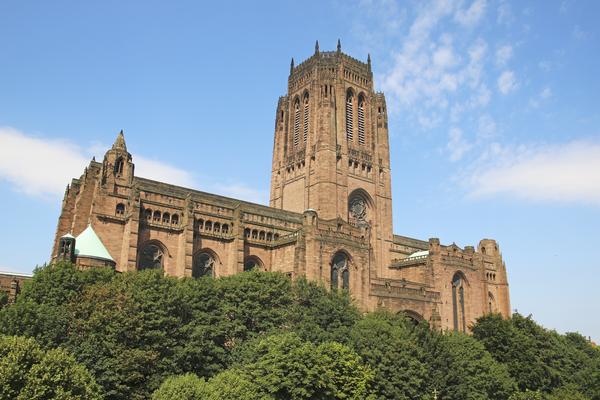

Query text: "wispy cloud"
[465, 140, 600, 206]
[447, 127, 472, 161]
[495, 44, 513, 67]
[379, 0, 493, 132]
[0, 127, 265, 204]
[454, 0, 487, 27]
[497, 70, 518, 94]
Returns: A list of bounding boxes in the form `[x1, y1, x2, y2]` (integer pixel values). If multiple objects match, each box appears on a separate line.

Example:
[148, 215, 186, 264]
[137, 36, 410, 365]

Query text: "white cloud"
[0, 127, 89, 198]
[540, 87, 552, 99]
[0, 127, 192, 198]
[133, 156, 195, 188]
[497, 70, 518, 94]
[0, 127, 268, 206]
[211, 183, 268, 205]
[495, 44, 513, 66]
[455, 0, 487, 27]
[529, 87, 552, 108]
[466, 141, 600, 206]
[447, 127, 472, 161]
[477, 114, 497, 138]
[496, 2, 514, 25]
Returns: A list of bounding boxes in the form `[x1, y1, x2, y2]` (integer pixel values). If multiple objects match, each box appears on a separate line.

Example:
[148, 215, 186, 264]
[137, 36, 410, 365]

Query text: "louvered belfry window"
[346, 91, 353, 141]
[358, 96, 365, 145]
[303, 94, 309, 144]
[293, 100, 300, 148]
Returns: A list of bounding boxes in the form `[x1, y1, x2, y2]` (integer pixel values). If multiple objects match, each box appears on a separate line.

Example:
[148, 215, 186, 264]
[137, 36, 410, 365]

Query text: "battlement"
[287, 41, 372, 92]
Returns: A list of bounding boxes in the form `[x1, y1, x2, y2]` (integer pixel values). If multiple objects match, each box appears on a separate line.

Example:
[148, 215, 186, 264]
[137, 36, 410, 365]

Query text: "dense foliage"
[0, 335, 101, 400]
[0, 262, 598, 399]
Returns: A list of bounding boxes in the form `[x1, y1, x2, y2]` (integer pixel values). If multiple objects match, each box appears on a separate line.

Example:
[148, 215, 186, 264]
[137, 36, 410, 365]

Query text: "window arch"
[145, 209, 152, 221]
[303, 92, 309, 144]
[452, 272, 467, 332]
[138, 242, 165, 270]
[488, 292, 496, 313]
[213, 222, 221, 233]
[171, 214, 179, 225]
[162, 212, 170, 224]
[205, 221, 212, 231]
[116, 203, 125, 216]
[400, 310, 423, 326]
[346, 89, 354, 141]
[153, 211, 161, 223]
[331, 252, 350, 290]
[114, 157, 124, 175]
[293, 98, 301, 148]
[357, 94, 366, 145]
[193, 251, 217, 278]
[221, 224, 229, 234]
[348, 189, 373, 227]
[244, 256, 263, 272]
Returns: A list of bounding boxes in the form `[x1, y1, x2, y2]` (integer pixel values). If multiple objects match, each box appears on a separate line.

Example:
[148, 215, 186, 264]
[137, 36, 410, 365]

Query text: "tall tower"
[270, 41, 394, 275]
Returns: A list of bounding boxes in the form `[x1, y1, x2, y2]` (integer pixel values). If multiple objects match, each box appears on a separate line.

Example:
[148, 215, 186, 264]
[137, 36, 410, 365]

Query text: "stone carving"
[349, 197, 367, 223]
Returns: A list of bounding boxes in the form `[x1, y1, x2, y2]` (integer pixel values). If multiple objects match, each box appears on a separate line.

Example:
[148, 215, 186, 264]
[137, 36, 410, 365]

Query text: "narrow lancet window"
[303, 93, 309, 144]
[293, 99, 300, 148]
[358, 95, 365, 145]
[346, 90, 354, 141]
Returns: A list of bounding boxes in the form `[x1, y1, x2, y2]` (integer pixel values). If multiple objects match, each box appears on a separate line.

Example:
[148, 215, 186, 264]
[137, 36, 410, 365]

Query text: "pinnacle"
[112, 129, 127, 152]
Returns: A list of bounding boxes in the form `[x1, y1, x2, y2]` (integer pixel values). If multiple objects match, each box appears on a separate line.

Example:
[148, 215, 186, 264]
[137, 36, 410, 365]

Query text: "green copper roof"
[75, 225, 114, 262]
[408, 250, 429, 259]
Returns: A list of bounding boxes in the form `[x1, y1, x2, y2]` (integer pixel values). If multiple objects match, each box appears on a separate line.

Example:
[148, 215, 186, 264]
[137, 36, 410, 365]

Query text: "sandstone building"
[52, 42, 510, 331]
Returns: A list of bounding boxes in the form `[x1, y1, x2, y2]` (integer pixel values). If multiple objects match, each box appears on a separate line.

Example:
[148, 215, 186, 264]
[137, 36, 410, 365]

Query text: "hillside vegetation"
[0, 262, 598, 400]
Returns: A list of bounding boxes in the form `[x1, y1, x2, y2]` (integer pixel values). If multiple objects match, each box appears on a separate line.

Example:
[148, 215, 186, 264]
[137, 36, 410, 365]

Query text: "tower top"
[112, 130, 127, 152]
[288, 40, 372, 83]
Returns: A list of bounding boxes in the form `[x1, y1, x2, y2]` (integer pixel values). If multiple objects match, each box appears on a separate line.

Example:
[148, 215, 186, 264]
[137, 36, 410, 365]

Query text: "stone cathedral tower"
[51, 41, 511, 332]
[270, 40, 394, 277]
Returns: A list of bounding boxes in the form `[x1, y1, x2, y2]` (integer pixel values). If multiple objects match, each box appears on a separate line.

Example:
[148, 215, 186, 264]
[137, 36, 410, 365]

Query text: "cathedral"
[52, 41, 510, 332]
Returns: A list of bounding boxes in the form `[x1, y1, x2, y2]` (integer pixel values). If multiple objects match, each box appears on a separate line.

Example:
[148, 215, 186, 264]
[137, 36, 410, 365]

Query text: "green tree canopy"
[0, 335, 101, 400]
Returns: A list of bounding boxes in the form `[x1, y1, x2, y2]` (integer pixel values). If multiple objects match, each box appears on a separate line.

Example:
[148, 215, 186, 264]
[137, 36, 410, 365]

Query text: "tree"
[0, 335, 101, 400]
[423, 331, 516, 400]
[472, 313, 600, 397]
[151, 374, 211, 400]
[234, 332, 373, 400]
[349, 312, 426, 400]
[287, 277, 360, 344]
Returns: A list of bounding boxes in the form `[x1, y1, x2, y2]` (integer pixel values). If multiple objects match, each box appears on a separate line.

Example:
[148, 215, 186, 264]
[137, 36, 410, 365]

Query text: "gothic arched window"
[138, 243, 164, 270]
[193, 252, 216, 278]
[244, 256, 263, 272]
[171, 214, 179, 225]
[331, 252, 349, 290]
[114, 157, 124, 175]
[452, 272, 467, 332]
[303, 92, 309, 144]
[293, 98, 301, 148]
[162, 212, 170, 224]
[358, 94, 366, 145]
[346, 89, 354, 141]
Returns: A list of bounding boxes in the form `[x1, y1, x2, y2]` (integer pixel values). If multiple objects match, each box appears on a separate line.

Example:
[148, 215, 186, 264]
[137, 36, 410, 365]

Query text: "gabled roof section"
[75, 225, 114, 262]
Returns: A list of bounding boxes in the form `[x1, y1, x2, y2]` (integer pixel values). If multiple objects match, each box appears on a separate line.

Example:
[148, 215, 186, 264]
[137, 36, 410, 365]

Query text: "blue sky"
[1, 0, 599, 340]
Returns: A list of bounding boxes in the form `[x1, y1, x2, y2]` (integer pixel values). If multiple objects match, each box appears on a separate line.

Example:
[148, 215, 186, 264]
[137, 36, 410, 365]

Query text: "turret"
[102, 130, 134, 187]
[57, 233, 76, 263]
